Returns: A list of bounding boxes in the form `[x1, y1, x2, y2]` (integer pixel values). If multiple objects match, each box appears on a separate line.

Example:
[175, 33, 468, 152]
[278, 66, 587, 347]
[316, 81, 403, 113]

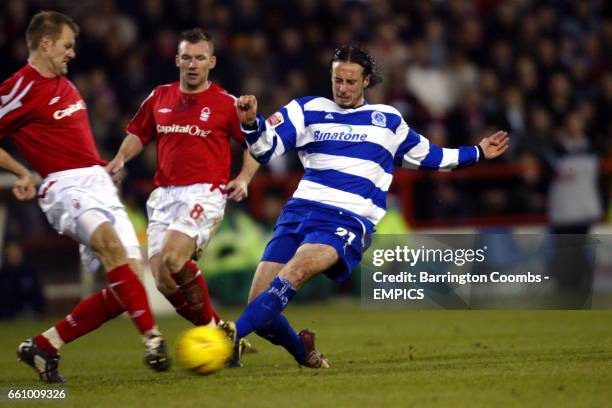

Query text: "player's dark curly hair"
[180, 28, 214, 53]
[331, 43, 383, 88]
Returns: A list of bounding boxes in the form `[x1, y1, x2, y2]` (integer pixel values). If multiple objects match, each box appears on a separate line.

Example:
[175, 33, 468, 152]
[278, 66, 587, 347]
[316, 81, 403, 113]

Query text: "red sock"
[35, 288, 124, 354]
[34, 335, 58, 355]
[173, 260, 220, 326]
[165, 289, 198, 324]
[55, 288, 124, 343]
[107, 264, 155, 334]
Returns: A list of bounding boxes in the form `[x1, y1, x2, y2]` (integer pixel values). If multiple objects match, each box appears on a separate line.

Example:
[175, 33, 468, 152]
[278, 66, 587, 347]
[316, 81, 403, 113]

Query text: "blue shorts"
[261, 201, 372, 283]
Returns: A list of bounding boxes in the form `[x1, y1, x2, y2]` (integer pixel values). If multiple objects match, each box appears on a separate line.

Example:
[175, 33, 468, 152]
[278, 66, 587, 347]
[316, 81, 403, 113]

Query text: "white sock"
[42, 327, 65, 350]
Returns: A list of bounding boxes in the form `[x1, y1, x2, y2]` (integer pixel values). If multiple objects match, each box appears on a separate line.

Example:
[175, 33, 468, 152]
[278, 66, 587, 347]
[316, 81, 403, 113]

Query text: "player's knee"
[96, 235, 124, 255]
[94, 236, 127, 267]
[127, 258, 144, 281]
[280, 263, 312, 288]
[282, 259, 315, 288]
[155, 272, 176, 295]
[286, 271, 308, 288]
[161, 248, 186, 275]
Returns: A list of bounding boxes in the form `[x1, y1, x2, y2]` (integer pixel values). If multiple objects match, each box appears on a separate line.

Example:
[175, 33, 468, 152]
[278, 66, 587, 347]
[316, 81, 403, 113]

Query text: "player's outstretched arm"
[0, 147, 36, 200]
[478, 131, 509, 160]
[106, 133, 144, 184]
[397, 120, 510, 170]
[227, 150, 260, 202]
[237, 96, 304, 165]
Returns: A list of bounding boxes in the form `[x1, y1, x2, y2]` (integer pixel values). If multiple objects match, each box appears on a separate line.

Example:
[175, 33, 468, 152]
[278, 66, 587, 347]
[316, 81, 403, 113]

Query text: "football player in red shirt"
[107, 29, 259, 342]
[0, 11, 169, 382]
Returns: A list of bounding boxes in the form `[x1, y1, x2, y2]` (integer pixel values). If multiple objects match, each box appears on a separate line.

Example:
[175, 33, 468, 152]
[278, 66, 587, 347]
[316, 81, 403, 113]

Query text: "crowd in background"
[1, 0, 611, 237]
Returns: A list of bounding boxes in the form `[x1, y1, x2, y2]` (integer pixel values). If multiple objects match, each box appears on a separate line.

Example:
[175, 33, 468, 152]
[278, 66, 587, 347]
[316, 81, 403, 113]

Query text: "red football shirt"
[127, 82, 244, 187]
[0, 64, 105, 178]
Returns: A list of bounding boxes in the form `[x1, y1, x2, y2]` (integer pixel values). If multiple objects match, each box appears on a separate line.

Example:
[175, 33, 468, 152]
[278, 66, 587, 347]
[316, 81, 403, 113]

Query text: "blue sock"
[256, 314, 305, 362]
[236, 276, 296, 339]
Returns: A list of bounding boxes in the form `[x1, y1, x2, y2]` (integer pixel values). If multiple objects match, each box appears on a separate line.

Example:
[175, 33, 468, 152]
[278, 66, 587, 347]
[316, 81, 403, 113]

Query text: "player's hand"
[236, 95, 258, 127]
[479, 131, 509, 160]
[12, 173, 36, 200]
[105, 157, 124, 185]
[226, 176, 249, 202]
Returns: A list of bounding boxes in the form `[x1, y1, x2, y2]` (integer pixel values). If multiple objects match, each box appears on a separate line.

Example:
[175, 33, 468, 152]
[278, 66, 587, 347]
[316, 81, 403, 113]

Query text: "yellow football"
[175, 326, 232, 375]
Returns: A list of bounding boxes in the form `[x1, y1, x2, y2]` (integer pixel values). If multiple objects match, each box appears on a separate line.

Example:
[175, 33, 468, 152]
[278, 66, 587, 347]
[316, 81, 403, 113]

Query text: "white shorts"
[146, 183, 226, 259]
[38, 165, 142, 272]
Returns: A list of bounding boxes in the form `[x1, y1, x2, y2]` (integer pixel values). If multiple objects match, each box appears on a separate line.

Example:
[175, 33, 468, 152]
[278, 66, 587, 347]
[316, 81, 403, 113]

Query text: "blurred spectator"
[546, 112, 602, 297]
[0, 241, 46, 318]
[405, 39, 456, 118]
[233, 31, 278, 93]
[515, 152, 546, 214]
[546, 112, 602, 230]
[500, 86, 527, 154]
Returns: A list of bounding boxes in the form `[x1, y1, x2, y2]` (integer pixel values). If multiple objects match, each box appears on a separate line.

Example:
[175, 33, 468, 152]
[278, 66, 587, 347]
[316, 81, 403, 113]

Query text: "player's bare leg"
[279, 244, 336, 367]
[247, 261, 285, 302]
[277, 244, 338, 289]
[150, 253, 177, 296]
[220, 261, 284, 366]
[150, 252, 203, 325]
[220, 261, 283, 366]
[126, 257, 144, 281]
[18, 223, 169, 382]
[89, 222, 160, 335]
[160, 229, 197, 275]
[223, 261, 282, 357]
[223, 244, 337, 368]
[150, 252, 190, 321]
[154, 229, 220, 326]
[89, 222, 169, 371]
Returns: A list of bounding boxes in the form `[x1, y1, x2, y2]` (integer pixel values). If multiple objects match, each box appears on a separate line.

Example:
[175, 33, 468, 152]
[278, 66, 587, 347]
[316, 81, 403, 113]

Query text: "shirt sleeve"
[0, 75, 35, 139]
[394, 120, 480, 170]
[242, 99, 303, 164]
[126, 89, 157, 144]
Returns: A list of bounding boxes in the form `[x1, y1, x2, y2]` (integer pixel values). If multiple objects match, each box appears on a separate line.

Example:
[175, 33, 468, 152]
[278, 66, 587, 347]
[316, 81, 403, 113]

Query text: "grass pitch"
[1, 302, 611, 407]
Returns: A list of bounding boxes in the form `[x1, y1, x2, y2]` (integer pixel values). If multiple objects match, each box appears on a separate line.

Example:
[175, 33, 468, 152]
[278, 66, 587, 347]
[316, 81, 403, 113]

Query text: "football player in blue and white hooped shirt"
[226, 44, 509, 368]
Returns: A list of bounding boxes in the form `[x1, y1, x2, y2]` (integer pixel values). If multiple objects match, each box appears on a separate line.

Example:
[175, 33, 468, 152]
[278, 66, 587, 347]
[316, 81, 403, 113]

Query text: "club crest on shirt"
[200, 106, 211, 122]
[371, 111, 386, 128]
[266, 112, 284, 128]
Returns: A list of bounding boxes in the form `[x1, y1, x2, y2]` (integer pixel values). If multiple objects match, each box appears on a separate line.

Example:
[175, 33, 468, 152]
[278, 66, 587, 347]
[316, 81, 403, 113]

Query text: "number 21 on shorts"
[335, 227, 356, 246]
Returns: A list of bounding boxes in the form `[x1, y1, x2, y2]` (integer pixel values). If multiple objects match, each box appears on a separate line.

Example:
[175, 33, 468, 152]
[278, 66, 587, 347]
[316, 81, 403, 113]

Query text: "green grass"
[1, 303, 612, 407]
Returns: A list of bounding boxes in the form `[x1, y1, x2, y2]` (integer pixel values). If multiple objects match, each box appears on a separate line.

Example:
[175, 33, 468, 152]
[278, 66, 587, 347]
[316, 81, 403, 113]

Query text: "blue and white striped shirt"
[242, 96, 480, 230]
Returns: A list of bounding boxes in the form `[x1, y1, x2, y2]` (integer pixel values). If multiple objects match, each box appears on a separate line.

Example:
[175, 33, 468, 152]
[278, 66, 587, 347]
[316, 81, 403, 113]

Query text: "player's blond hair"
[26, 11, 79, 51]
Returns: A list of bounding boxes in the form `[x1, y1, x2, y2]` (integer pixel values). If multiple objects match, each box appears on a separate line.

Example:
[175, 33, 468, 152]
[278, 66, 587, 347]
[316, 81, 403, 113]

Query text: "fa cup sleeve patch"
[266, 111, 284, 128]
